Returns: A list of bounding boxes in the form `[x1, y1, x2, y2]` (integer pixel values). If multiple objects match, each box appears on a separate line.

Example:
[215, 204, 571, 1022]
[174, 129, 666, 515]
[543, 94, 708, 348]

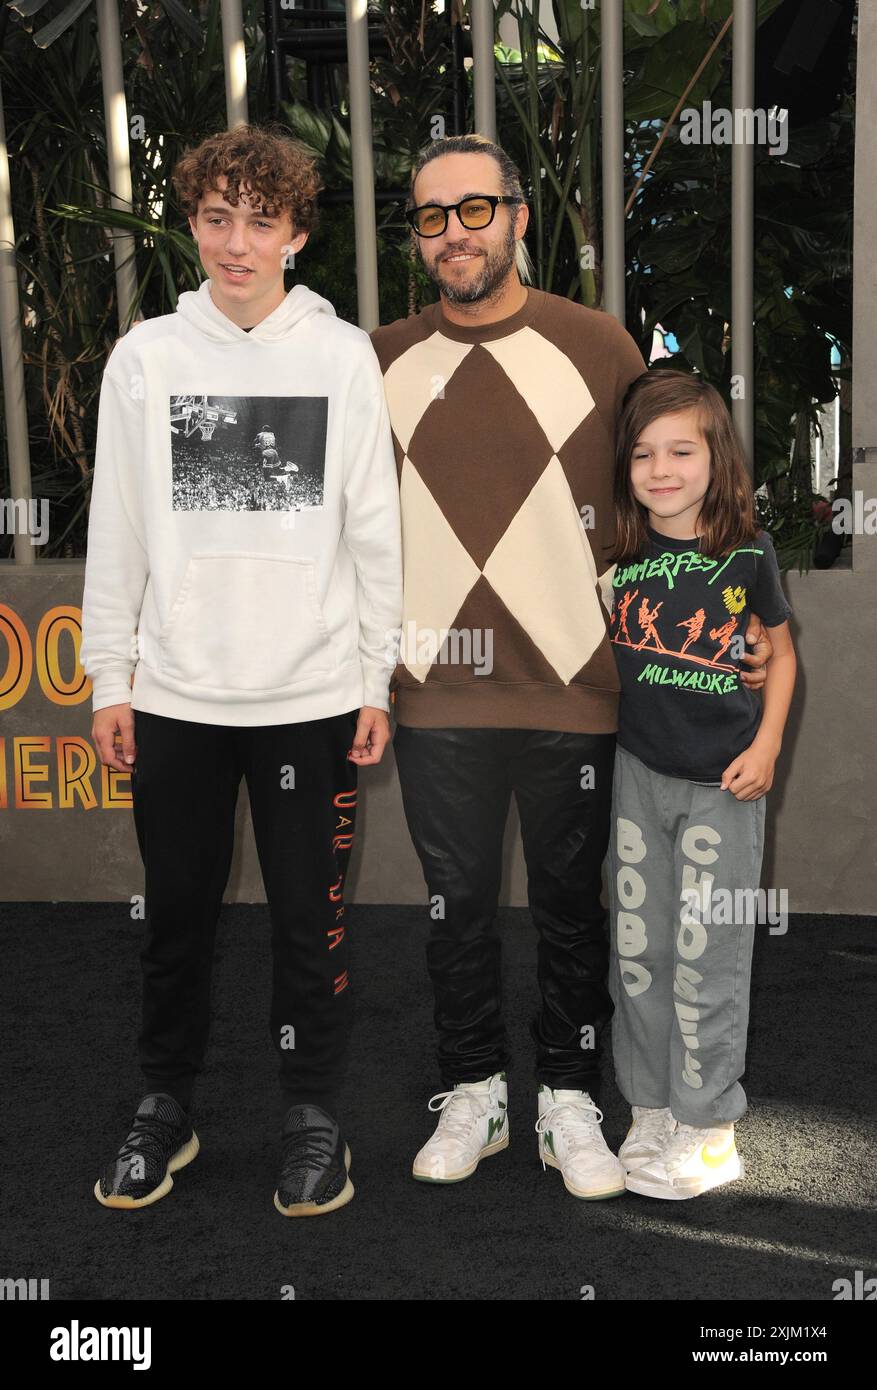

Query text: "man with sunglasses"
[371, 133, 771, 1201]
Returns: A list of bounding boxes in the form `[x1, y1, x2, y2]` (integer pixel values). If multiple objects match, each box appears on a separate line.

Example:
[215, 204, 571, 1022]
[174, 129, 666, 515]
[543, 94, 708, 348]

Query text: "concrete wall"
[1, 510, 875, 912]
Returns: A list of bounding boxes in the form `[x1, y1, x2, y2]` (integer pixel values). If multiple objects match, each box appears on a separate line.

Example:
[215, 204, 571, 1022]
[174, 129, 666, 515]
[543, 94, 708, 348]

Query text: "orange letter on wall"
[0, 605, 33, 711]
[37, 607, 91, 706]
[101, 763, 133, 809]
[14, 737, 52, 808]
[57, 737, 98, 810]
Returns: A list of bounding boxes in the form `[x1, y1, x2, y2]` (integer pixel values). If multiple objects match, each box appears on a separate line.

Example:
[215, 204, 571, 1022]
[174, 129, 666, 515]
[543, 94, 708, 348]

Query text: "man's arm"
[340, 347, 403, 766]
[80, 358, 149, 770]
[722, 621, 796, 798]
[740, 613, 773, 690]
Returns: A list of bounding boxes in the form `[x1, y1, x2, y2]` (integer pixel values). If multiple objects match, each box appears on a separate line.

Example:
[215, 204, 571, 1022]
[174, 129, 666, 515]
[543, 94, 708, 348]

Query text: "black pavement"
[3, 903, 874, 1301]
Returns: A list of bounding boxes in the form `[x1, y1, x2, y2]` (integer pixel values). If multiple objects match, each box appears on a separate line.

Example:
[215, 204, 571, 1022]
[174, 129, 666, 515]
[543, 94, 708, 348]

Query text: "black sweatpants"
[392, 725, 616, 1096]
[130, 708, 358, 1117]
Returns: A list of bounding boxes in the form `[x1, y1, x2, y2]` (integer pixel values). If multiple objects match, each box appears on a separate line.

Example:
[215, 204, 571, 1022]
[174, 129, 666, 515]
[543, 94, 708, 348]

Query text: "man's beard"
[420, 219, 518, 304]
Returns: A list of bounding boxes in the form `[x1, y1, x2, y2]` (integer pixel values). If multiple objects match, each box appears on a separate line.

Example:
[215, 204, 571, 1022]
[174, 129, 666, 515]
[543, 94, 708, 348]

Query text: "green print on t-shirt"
[613, 546, 763, 592]
[636, 662, 739, 695]
[609, 529, 792, 782]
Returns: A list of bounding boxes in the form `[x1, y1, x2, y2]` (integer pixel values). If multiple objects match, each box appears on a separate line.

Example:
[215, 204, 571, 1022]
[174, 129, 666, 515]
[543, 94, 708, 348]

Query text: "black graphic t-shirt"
[609, 527, 792, 782]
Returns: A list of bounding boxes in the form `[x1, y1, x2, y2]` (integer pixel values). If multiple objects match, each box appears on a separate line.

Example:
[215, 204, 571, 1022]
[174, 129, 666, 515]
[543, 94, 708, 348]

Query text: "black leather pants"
[393, 725, 616, 1094]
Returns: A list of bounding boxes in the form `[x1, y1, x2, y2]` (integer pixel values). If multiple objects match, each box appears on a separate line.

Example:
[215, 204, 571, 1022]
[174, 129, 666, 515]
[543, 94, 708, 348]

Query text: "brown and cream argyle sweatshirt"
[370, 287, 647, 733]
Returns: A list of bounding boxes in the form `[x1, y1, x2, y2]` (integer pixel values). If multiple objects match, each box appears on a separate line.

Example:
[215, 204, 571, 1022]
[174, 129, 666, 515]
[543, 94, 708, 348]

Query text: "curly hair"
[172, 123, 323, 234]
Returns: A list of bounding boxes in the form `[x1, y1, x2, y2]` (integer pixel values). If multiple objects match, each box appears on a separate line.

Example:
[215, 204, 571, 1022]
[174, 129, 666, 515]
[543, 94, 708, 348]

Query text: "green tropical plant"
[494, 0, 854, 569]
[0, 0, 278, 555]
[0, 0, 855, 571]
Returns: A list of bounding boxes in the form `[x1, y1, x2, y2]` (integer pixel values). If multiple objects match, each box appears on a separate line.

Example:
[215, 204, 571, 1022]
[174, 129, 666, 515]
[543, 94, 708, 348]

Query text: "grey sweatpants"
[607, 746, 766, 1127]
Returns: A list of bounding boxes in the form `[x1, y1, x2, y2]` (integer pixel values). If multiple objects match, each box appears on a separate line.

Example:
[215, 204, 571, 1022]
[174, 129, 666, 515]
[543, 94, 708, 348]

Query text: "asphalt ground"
[3, 903, 875, 1304]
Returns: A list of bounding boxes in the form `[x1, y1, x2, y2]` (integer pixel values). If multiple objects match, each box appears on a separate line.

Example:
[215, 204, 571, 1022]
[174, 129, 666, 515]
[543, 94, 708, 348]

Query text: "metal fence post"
[732, 0, 756, 474]
[471, 0, 497, 140]
[0, 77, 34, 564]
[221, 0, 249, 127]
[95, 0, 138, 332]
[601, 0, 625, 324]
[345, 0, 380, 331]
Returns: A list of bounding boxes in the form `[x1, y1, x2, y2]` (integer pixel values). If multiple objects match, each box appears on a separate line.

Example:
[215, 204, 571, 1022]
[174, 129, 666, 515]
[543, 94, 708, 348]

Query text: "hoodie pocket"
[158, 552, 333, 693]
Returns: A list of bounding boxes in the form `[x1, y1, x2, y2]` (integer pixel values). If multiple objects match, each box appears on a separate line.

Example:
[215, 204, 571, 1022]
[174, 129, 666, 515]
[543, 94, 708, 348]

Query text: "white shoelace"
[534, 1097, 604, 1152]
[427, 1087, 489, 1142]
[630, 1108, 675, 1146]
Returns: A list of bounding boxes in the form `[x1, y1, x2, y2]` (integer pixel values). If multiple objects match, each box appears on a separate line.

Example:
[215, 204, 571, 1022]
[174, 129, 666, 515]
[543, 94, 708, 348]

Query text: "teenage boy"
[81, 125, 402, 1217]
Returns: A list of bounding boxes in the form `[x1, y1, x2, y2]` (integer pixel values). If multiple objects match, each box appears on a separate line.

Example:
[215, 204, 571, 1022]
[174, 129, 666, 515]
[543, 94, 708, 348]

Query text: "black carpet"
[3, 903, 875, 1301]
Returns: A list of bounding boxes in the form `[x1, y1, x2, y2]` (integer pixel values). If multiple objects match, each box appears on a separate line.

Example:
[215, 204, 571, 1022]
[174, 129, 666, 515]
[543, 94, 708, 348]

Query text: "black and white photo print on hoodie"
[169, 394, 327, 512]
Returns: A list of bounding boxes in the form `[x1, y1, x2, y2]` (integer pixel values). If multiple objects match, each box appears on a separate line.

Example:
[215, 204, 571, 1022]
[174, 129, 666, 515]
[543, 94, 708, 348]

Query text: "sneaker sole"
[93, 1130, 200, 1210]
[412, 1130, 509, 1183]
[274, 1144, 354, 1217]
[626, 1154, 744, 1200]
[540, 1150, 625, 1200]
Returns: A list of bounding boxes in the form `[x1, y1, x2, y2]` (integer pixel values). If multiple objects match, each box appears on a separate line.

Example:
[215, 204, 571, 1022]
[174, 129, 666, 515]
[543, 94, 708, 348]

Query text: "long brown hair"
[611, 369, 757, 562]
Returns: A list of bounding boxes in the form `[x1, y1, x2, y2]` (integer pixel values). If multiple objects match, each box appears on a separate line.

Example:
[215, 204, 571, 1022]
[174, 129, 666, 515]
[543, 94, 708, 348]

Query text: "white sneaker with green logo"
[535, 1085, 626, 1200]
[412, 1072, 509, 1182]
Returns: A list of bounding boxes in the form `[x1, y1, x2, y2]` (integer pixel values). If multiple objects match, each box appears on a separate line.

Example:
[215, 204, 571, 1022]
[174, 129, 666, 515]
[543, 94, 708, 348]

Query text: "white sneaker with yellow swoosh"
[412, 1072, 508, 1182]
[625, 1121, 742, 1199]
[535, 1086, 626, 1200]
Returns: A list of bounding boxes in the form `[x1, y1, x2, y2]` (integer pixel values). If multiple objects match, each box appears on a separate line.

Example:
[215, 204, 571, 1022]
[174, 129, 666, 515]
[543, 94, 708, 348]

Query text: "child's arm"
[721, 620, 796, 800]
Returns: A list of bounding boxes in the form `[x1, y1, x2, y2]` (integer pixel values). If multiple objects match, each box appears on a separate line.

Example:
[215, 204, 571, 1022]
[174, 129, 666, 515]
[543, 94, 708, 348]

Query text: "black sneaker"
[94, 1093, 199, 1209]
[273, 1104, 354, 1217]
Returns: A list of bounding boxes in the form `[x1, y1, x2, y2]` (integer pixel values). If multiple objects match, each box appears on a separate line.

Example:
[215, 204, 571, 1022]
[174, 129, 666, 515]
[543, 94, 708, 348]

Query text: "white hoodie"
[80, 279, 403, 725]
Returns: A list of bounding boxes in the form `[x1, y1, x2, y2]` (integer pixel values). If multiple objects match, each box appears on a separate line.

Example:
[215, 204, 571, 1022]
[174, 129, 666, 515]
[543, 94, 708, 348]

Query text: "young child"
[606, 368, 796, 1199]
